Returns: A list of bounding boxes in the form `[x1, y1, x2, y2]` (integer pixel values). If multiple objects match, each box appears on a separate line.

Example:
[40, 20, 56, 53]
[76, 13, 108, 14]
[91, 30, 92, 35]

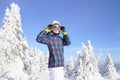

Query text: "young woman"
[36, 20, 71, 80]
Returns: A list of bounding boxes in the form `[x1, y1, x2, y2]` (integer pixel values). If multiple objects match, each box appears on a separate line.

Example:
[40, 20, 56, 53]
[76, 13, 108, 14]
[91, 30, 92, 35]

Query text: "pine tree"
[66, 57, 74, 78]
[0, 2, 29, 79]
[0, 2, 49, 80]
[104, 53, 120, 79]
[1, 2, 28, 58]
[73, 40, 101, 80]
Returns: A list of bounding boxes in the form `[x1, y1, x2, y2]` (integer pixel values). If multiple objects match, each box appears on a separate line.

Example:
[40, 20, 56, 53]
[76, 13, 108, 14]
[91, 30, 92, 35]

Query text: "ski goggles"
[52, 24, 60, 30]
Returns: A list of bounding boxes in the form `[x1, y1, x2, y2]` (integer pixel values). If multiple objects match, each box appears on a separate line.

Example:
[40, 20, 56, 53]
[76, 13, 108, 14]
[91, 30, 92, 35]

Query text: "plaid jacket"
[36, 30, 71, 68]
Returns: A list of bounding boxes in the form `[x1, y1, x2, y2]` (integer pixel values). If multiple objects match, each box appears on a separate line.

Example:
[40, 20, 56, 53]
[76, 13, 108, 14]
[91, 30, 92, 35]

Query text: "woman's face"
[52, 29, 60, 34]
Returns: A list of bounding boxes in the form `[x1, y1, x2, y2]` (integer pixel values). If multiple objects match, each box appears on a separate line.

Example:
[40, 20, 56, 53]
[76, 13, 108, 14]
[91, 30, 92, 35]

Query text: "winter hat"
[49, 20, 60, 30]
[50, 20, 60, 25]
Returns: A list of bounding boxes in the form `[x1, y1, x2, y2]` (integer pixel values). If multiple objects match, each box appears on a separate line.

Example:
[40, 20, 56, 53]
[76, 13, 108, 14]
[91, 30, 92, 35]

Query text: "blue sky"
[0, 0, 120, 62]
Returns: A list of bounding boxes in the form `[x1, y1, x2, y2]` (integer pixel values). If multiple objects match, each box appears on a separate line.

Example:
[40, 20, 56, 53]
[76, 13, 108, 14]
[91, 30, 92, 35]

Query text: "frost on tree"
[23, 47, 48, 80]
[65, 57, 75, 78]
[0, 2, 29, 79]
[72, 40, 102, 80]
[0, 2, 48, 80]
[104, 53, 120, 79]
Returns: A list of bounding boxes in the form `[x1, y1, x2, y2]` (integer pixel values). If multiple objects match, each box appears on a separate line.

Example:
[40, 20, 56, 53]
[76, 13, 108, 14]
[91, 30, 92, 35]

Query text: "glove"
[44, 24, 53, 33]
[47, 24, 53, 30]
[60, 26, 67, 36]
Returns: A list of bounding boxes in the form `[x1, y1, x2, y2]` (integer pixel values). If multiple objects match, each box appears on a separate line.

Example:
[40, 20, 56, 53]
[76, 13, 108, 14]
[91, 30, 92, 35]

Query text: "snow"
[38, 71, 119, 80]
[0, 2, 120, 80]
[103, 54, 120, 80]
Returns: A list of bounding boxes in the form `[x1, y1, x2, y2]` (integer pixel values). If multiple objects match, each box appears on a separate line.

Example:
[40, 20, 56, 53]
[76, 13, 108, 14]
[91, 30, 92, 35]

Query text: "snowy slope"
[39, 71, 116, 80]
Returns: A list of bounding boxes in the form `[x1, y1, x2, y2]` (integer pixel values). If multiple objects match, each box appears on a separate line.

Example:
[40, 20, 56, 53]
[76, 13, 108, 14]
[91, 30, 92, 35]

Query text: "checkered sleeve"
[36, 30, 50, 45]
[63, 34, 71, 46]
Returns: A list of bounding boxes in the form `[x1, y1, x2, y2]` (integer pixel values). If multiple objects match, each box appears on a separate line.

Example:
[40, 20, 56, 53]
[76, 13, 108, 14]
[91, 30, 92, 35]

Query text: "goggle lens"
[52, 25, 60, 30]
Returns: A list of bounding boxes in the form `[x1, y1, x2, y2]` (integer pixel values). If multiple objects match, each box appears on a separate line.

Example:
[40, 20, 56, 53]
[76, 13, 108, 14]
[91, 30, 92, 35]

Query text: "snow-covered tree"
[104, 53, 120, 79]
[0, 2, 29, 79]
[72, 40, 102, 80]
[65, 57, 75, 78]
[23, 47, 48, 80]
[0, 2, 48, 80]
